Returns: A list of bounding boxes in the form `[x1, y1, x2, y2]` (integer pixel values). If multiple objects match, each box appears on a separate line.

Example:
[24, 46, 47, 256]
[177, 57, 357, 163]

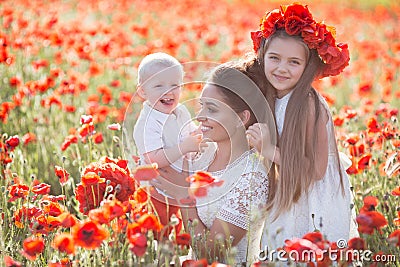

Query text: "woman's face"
[263, 36, 307, 98]
[196, 84, 242, 143]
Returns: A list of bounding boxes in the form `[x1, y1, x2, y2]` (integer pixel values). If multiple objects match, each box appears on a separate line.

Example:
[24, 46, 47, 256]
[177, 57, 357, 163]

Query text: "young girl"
[245, 3, 358, 250]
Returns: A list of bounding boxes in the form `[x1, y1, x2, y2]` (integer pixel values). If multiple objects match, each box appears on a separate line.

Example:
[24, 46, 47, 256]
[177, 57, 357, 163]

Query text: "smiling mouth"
[160, 98, 175, 105]
[273, 74, 289, 81]
[200, 125, 212, 133]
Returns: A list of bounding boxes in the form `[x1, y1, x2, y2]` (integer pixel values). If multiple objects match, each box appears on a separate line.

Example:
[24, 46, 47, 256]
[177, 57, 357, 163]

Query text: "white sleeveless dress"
[261, 91, 358, 251]
[192, 149, 269, 266]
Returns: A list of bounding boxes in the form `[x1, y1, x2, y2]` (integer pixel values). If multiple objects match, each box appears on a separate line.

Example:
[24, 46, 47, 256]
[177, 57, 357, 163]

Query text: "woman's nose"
[196, 110, 206, 122]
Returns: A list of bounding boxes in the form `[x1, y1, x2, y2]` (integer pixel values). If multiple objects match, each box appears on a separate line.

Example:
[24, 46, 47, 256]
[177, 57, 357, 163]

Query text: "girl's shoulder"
[305, 90, 330, 126]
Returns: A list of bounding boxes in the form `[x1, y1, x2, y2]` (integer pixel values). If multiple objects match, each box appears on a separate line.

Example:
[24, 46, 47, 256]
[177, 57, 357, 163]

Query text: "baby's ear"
[136, 85, 146, 98]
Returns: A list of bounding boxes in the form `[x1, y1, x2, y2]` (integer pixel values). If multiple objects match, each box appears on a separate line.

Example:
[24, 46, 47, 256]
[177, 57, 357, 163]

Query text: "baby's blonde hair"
[137, 52, 183, 86]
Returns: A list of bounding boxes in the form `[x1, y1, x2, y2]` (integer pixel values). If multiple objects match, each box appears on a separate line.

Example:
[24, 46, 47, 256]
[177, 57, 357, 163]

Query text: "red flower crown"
[251, 3, 350, 78]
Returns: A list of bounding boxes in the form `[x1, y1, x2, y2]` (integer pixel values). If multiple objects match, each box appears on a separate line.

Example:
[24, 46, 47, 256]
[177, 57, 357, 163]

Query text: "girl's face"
[264, 37, 307, 98]
[196, 84, 242, 143]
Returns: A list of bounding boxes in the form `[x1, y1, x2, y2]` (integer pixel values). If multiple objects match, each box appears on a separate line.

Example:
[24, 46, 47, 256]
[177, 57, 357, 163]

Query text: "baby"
[133, 52, 206, 182]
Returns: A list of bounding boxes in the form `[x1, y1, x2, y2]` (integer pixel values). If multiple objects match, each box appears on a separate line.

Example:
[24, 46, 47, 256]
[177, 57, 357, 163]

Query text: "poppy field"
[0, 0, 399, 266]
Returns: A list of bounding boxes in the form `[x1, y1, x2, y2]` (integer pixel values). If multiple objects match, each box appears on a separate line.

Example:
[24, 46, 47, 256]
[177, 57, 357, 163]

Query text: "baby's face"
[141, 65, 183, 114]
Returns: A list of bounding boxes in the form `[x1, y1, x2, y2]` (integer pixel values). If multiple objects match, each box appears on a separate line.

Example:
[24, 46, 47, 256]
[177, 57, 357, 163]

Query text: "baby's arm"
[143, 133, 204, 168]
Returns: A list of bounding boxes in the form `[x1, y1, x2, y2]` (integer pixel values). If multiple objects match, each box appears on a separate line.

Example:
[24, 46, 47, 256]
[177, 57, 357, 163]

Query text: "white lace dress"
[261, 92, 358, 251]
[194, 149, 269, 265]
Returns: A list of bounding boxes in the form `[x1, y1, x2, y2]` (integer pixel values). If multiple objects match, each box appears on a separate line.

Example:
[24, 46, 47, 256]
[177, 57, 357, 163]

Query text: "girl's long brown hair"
[245, 30, 345, 219]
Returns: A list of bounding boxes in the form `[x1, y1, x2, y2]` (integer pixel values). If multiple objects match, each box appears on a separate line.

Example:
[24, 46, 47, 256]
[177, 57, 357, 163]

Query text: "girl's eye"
[269, 56, 279, 60]
[291, 60, 300, 65]
[207, 107, 216, 113]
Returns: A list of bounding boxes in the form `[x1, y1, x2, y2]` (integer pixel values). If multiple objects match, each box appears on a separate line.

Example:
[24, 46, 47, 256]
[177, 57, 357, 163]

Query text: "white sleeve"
[133, 118, 164, 156]
[216, 171, 269, 230]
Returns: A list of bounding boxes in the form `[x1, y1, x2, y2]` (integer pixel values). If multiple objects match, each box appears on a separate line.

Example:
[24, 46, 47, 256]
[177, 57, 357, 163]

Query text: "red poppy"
[72, 220, 109, 249]
[92, 132, 103, 144]
[6, 135, 19, 148]
[64, 105, 76, 113]
[89, 199, 125, 224]
[22, 236, 45, 260]
[8, 183, 30, 202]
[58, 212, 79, 228]
[133, 164, 159, 181]
[13, 206, 42, 228]
[107, 123, 121, 131]
[187, 171, 224, 197]
[81, 172, 106, 187]
[348, 143, 364, 157]
[128, 233, 147, 257]
[391, 186, 400, 196]
[366, 117, 380, 133]
[48, 258, 72, 267]
[32, 183, 51, 195]
[136, 213, 163, 232]
[9, 76, 22, 87]
[4, 255, 22, 267]
[42, 200, 64, 216]
[356, 211, 387, 234]
[284, 238, 321, 262]
[182, 259, 208, 267]
[359, 195, 379, 213]
[127, 222, 141, 236]
[345, 133, 360, 145]
[110, 79, 121, 87]
[133, 187, 148, 203]
[75, 157, 135, 214]
[333, 115, 344, 126]
[357, 153, 372, 171]
[55, 166, 70, 185]
[176, 232, 191, 246]
[52, 233, 75, 254]
[80, 114, 93, 124]
[61, 134, 78, 151]
[301, 231, 326, 249]
[22, 132, 36, 145]
[388, 229, 400, 247]
[347, 237, 366, 250]
[78, 122, 95, 139]
[345, 108, 357, 119]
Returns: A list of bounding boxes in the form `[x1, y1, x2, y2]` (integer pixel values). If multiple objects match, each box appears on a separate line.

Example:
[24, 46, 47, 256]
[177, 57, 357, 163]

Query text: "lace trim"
[216, 209, 249, 229]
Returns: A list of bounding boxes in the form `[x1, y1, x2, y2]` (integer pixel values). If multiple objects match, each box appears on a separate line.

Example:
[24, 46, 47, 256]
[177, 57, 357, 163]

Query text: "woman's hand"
[150, 175, 192, 206]
[158, 166, 188, 187]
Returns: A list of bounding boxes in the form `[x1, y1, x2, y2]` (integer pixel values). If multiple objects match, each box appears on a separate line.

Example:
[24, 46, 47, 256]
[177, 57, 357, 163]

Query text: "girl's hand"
[246, 123, 271, 153]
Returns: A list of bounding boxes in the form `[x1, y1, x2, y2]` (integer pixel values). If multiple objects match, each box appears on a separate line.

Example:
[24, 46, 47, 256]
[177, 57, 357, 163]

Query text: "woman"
[152, 61, 275, 266]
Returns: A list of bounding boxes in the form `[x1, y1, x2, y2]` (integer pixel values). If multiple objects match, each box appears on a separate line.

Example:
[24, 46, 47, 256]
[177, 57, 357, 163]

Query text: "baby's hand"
[246, 123, 271, 153]
[180, 133, 207, 154]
